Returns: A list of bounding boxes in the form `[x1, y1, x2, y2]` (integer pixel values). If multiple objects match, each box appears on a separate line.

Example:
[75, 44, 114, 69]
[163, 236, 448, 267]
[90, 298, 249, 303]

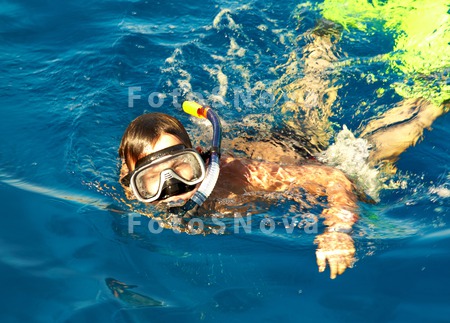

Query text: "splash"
[429, 174, 450, 199]
[429, 186, 450, 199]
[317, 126, 382, 201]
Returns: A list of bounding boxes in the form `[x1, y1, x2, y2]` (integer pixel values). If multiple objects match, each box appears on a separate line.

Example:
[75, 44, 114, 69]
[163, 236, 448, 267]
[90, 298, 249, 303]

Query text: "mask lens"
[131, 150, 205, 201]
[169, 153, 203, 180]
[135, 168, 161, 198]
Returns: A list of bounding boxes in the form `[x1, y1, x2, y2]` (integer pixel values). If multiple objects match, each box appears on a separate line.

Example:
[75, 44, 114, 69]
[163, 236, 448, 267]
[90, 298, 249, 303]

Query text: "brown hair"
[119, 113, 192, 171]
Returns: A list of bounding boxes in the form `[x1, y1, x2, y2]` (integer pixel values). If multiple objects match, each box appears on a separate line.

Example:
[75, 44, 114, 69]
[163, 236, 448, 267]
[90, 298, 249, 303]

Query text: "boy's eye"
[142, 169, 160, 182]
[173, 161, 187, 170]
[173, 162, 194, 179]
[144, 173, 157, 180]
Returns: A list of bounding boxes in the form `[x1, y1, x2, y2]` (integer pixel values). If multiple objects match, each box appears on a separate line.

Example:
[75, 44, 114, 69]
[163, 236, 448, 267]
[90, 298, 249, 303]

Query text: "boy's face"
[130, 133, 199, 204]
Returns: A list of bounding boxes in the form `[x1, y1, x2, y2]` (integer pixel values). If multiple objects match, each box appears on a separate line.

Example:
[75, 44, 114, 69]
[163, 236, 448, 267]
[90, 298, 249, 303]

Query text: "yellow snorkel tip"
[183, 101, 208, 118]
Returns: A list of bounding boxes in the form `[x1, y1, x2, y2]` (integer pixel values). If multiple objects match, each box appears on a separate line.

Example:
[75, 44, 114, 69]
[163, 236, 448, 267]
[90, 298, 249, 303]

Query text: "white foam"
[257, 25, 268, 32]
[317, 125, 382, 201]
[429, 186, 450, 198]
[211, 54, 226, 62]
[227, 38, 246, 57]
[165, 48, 182, 64]
[203, 65, 228, 98]
[212, 8, 238, 30]
[118, 20, 160, 35]
[177, 77, 192, 94]
[216, 68, 228, 96]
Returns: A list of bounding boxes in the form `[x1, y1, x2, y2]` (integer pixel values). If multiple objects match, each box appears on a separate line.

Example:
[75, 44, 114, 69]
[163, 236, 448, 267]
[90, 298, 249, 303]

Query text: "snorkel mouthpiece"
[160, 178, 195, 201]
[171, 101, 222, 217]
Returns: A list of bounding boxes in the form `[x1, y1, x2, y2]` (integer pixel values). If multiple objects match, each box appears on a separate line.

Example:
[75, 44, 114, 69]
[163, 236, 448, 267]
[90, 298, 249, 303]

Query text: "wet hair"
[119, 113, 192, 171]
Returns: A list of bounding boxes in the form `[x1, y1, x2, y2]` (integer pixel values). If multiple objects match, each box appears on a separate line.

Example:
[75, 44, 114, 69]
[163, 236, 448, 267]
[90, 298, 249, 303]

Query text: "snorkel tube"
[170, 101, 222, 217]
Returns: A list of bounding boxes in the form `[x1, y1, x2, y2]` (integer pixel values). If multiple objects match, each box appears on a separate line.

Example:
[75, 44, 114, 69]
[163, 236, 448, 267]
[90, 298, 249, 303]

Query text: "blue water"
[1, 0, 449, 322]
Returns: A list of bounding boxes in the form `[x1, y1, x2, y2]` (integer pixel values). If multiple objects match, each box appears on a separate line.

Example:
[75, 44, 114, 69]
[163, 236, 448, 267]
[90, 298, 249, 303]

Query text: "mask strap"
[135, 144, 186, 169]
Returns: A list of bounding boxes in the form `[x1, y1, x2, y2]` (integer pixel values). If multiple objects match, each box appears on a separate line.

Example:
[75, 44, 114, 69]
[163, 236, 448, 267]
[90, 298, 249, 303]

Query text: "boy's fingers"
[337, 260, 347, 276]
[329, 259, 338, 279]
[315, 232, 356, 279]
[346, 252, 355, 268]
[315, 250, 327, 272]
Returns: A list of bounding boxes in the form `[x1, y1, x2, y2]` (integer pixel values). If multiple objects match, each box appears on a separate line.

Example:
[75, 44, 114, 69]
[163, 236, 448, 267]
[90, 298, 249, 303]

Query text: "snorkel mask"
[121, 144, 207, 203]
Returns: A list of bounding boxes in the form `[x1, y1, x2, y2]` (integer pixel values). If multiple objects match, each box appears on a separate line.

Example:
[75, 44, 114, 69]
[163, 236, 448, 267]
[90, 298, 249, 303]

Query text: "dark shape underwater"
[105, 278, 164, 307]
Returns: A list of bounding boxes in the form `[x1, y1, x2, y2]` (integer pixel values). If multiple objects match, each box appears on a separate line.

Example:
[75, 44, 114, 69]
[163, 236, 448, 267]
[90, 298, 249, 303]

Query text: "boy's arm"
[244, 160, 358, 279]
[299, 165, 358, 279]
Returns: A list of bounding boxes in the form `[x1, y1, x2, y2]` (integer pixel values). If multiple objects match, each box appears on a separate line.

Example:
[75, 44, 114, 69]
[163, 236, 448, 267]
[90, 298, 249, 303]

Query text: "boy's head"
[119, 113, 192, 171]
[119, 113, 205, 204]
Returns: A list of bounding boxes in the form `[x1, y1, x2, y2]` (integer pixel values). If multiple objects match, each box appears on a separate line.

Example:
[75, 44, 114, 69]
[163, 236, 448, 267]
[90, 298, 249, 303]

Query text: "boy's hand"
[314, 232, 355, 279]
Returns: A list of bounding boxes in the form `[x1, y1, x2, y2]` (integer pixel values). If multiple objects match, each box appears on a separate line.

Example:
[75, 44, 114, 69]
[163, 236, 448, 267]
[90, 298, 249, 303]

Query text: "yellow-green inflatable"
[317, 0, 449, 106]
